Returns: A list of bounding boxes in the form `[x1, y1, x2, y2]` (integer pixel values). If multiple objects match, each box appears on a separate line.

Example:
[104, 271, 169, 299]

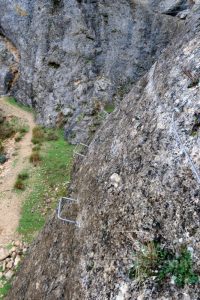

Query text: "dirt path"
[0, 98, 35, 246]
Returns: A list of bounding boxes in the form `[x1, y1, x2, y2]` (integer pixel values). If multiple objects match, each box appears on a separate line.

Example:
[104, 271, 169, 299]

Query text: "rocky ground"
[0, 241, 28, 283]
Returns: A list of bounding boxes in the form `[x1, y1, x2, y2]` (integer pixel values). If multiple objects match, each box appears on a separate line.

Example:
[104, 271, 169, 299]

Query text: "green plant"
[158, 248, 199, 287]
[0, 121, 15, 140]
[18, 171, 29, 180]
[104, 103, 115, 114]
[14, 171, 29, 190]
[29, 151, 42, 165]
[0, 280, 12, 299]
[45, 130, 59, 141]
[32, 126, 45, 144]
[14, 178, 25, 190]
[4, 97, 33, 113]
[32, 145, 41, 152]
[0, 112, 29, 143]
[129, 242, 199, 287]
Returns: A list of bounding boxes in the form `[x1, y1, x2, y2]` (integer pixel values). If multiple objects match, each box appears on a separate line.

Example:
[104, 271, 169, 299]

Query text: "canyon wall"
[0, 0, 184, 142]
[7, 3, 200, 299]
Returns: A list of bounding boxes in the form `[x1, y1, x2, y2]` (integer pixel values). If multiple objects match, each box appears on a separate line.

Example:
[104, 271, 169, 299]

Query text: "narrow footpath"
[0, 98, 35, 246]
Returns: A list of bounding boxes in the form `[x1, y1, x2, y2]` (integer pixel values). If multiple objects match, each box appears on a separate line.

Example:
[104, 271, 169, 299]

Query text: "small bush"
[14, 178, 25, 190]
[45, 131, 59, 141]
[0, 122, 15, 140]
[31, 137, 41, 145]
[14, 171, 29, 190]
[32, 145, 41, 152]
[18, 171, 29, 180]
[15, 133, 23, 142]
[29, 151, 41, 165]
[32, 126, 45, 141]
[129, 242, 199, 287]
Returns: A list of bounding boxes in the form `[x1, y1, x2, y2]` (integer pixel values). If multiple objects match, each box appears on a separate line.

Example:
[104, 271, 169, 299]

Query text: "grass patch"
[18, 171, 29, 180]
[14, 171, 29, 190]
[14, 178, 25, 190]
[0, 113, 29, 143]
[129, 242, 199, 287]
[31, 126, 59, 144]
[29, 151, 42, 166]
[18, 129, 75, 242]
[4, 97, 33, 113]
[31, 126, 45, 144]
[0, 280, 12, 299]
[32, 145, 41, 152]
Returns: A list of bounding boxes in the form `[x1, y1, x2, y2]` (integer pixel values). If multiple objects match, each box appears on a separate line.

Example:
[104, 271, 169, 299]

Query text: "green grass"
[0, 114, 29, 143]
[4, 97, 33, 113]
[129, 242, 199, 287]
[0, 281, 12, 299]
[18, 129, 75, 242]
[14, 171, 29, 190]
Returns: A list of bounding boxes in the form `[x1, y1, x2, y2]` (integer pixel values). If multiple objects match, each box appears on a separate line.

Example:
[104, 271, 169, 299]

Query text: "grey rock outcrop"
[7, 5, 200, 300]
[0, 0, 182, 142]
[0, 35, 18, 94]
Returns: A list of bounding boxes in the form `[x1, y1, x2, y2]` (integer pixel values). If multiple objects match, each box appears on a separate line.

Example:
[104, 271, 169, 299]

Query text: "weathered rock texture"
[8, 3, 200, 300]
[0, 0, 185, 142]
[0, 34, 19, 95]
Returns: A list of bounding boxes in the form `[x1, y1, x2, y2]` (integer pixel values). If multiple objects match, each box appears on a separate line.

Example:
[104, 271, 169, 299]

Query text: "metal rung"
[73, 151, 85, 158]
[79, 143, 89, 148]
[73, 142, 89, 158]
[57, 197, 80, 227]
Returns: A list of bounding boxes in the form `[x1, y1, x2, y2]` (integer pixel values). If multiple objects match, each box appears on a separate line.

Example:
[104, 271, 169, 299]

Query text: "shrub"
[129, 242, 199, 287]
[14, 171, 29, 190]
[32, 126, 45, 140]
[29, 151, 41, 165]
[18, 171, 29, 180]
[0, 122, 15, 140]
[14, 178, 25, 190]
[32, 145, 41, 152]
[45, 131, 59, 141]
[31, 126, 45, 144]
[15, 133, 23, 142]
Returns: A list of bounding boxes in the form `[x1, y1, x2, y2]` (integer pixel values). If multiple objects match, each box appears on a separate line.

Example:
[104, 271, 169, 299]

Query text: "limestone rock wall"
[0, 0, 182, 142]
[7, 5, 200, 300]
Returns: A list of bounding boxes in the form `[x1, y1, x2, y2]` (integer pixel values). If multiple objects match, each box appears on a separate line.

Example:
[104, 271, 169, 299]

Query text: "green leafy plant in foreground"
[129, 242, 199, 287]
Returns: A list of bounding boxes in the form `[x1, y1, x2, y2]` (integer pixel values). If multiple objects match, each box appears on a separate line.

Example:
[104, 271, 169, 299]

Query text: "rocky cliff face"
[7, 3, 200, 300]
[0, 0, 184, 142]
